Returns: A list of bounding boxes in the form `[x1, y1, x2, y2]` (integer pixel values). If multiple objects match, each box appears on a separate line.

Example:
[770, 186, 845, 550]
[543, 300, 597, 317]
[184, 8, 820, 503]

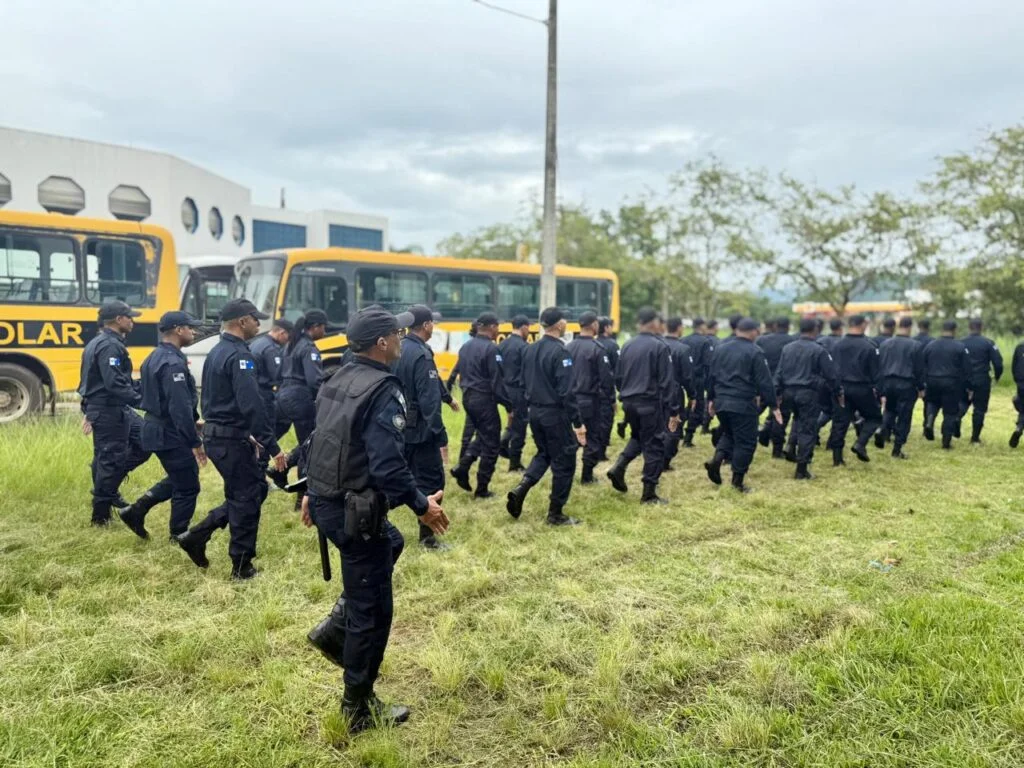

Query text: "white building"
[0, 126, 389, 259]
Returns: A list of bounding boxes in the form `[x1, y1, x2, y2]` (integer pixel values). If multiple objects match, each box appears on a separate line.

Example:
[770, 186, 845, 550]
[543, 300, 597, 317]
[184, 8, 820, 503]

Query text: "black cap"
[158, 310, 202, 332]
[942, 319, 958, 332]
[848, 314, 867, 327]
[736, 317, 759, 332]
[540, 306, 565, 327]
[636, 307, 661, 325]
[272, 318, 295, 333]
[918, 318, 931, 330]
[777, 316, 791, 331]
[666, 317, 683, 333]
[829, 318, 843, 331]
[729, 313, 743, 330]
[798, 317, 817, 334]
[511, 314, 531, 329]
[220, 298, 269, 322]
[303, 309, 329, 327]
[882, 317, 896, 330]
[346, 307, 415, 352]
[898, 316, 914, 329]
[476, 312, 499, 327]
[408, 305, 442, 327]
[98, 300, 141, 321]
[577, 310, 599, 327]
[969, 317, 983, 331]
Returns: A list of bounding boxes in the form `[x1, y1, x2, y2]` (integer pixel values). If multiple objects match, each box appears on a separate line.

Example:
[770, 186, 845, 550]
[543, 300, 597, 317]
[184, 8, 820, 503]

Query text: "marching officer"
[872, 317, 896, 346]
[77, 300, 151, 526]
[961, 318, 1003, 443]
[826, 315, 881, 465]
[704, 318, 777, 492]
[915, 319, 933, 348]
[302, 306, 449, 734]
[819, 318, 844, 353]
[447, 321, 478, 456]
[662, 317, 695, 469]
[874, 317, 924, 459]
[506, 307, 587, 525]
[596, 317, 620, 456]
[756, 317, 795, 457]
[175, 299, 287, 579]
[923, 320, 971, 449]
[450, 312, 509, 498]
[277, 310, 329, 453]
[606, 308, 679, 505]
[394, 305, 450, 550]
[118, 311, 206, 540]
[248, 319, 293, 438]
[774, 318, 839, 480]
[498, 315, 531, 472]
[1010, 339, 1024, 448]
[566, 310, 613, 484]
[682, 317, 712, 447]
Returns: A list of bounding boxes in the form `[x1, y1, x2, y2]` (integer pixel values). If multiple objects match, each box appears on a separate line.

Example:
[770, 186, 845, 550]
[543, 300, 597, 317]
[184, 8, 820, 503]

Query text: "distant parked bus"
[177, 255, 234, 384]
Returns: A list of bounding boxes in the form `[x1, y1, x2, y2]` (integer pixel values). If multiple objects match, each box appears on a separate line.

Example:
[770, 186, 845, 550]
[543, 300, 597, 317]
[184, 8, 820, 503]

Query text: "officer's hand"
[574, 425, 587, 446]
[879, 396, 886, 409]
[838, 395, 846, 408]
[448, 400, 461, 413]
[967, 390, 974, 400]
[81, 417, 93, 436]
[193, 445, 208, 467]
[300, 494, 313, 527]
[440, 446, 449, 465]
[773, 408, 783, 424]
[668, 415, 680, 433]
[249, 436, 264, 456]
[918, 390, 925, 400]
[195, 419, 205, 435]
[708, 401, 716, 418]
[422, 491, 449, 535]
[272, 452, 287, 472]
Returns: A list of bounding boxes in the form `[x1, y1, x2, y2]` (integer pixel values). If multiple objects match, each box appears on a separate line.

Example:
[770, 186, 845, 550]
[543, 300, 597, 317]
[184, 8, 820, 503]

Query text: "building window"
[0, 173, 11, 207]
[329, 224, 384, 251]
[252, 219, 306, 252]
[209, 207, 223, 240]
[357, 268, 427, 312]
[109, 185, 151, 222]
[0, 232, 78, 303]
[181, 198, 198, 233]
[85, 239, 147, 306]
[38, 176, 85, 215]
[432, 274, 494, 320]
[232, 216, 245, 247]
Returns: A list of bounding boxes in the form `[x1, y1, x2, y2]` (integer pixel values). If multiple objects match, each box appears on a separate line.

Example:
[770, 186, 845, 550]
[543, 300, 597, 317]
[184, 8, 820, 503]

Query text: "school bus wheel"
[0, 363, 45, 423]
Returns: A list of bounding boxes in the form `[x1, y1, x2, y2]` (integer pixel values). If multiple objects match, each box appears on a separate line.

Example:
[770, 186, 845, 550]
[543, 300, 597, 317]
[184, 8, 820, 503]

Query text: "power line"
[471, 0, 547, 26]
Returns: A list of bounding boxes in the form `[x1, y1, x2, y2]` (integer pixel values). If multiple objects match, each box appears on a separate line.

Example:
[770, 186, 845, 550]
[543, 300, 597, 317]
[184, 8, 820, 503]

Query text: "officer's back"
[924, 332, 969, 382]
[140, 336, 200, 445]
[755, 318, 794, 373]
[498, 323, 529, 393]
[78, 301, 142, 409]
[249, 321, 291, 396]
[878, 333, 923, 384]
[776, 335, 835, 390]
[710, 330, 774, 413]
[457, 329, 502, 396]
[833, 332, 878, 384]
[961, 320, 1003, 384]
[524, 332, 578, 411]
[617, 326, 672, 406]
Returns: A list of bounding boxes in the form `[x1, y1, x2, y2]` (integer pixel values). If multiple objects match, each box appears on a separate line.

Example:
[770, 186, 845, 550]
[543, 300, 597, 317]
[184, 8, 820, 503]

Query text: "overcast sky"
[3, 0, 1023, 251]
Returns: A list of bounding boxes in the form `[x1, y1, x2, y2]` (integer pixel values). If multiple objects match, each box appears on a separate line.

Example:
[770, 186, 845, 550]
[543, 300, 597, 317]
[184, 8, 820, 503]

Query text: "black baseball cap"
[220, 298, 269, 322]
[346, 307, 414, 352]
[540, 307, 566, 327]
[577, 310, 599, 327]
[408, 305, 442, 327]
[158, 310, 202, 332]
[943, 319, 958, 332]
[636, 307, 661, 325]
[303, 309, 329, 326]
[476, 312, 499, 327]
[98, 300, 141, 321]
[898, 316, 913, 329]
[737, 317, 760, 332]
[511, 314, 531, 329]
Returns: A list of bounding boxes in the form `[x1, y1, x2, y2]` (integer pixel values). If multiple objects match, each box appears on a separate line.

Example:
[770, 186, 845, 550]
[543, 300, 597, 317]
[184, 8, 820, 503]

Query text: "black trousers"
[715, 410, 759, 474]
[404, 438, 445, 541]
[598, 397, 615, 456]
[521, 407, 577, 509]
[499, 392, 528, 463]
[461, 390, 501, 489]
[828, 383, 881, 451]
[769, 399, 793, 453]
[879, 378, 917, 450]
[310, 495, 404, 698]
[783, 388, 821, 464]
[1016, 386, 1024, 431]
[86, 405, 151, 518]
[277, 386, 316, 450]
[925, 378, 964, 439]
[964, 379, 991, 434]
[685, 390, 706, 438]
[619, 398, 667, 485]
[202, 436, 268, 561]
[577, 396, 603, 471]
[150, 448, 200, 536]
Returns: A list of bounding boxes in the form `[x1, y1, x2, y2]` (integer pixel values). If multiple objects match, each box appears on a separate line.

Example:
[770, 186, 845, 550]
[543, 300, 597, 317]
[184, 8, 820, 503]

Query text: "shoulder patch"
[428, 369, 438, 379]
[239, 359, 255, 371]
[562, 357, 573, 367]
[311, 352, 321, 361]
[172, 372, 186, 383]
[274, 356, 281, 365]
[393, 413, 406, 430]
[495, 354, 503, 363]
[108, 357, 120, 367]
[603, 355, 609, 364]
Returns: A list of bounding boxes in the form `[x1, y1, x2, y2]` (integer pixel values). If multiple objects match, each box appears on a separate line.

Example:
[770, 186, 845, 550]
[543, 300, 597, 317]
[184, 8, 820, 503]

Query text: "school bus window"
[557, 280, 599, 320]
[432, 274, 493, 320]
[284, 264, 349, 325]
[497, 276, 539, 320]
[357, 268, 427, 313]
[599, 280, 612, 316]
[0, 232, 78, 303]
[203, 278, 231, 319]
[232, 257, 284, 317]
[85, 239, 146, 306]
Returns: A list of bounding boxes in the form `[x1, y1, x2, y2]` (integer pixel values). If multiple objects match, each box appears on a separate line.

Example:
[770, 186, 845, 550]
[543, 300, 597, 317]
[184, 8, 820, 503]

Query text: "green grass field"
[2, 388, 1024, 767]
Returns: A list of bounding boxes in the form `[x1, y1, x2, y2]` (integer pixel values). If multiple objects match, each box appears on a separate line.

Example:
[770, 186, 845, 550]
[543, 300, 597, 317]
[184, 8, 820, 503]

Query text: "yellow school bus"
[229, 248, 620, 377]
[0, 211, 179, 422]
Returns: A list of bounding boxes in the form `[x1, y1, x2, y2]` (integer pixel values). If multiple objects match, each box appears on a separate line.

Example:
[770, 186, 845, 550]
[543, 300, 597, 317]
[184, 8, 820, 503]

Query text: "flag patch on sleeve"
[239, 359, 255, 370]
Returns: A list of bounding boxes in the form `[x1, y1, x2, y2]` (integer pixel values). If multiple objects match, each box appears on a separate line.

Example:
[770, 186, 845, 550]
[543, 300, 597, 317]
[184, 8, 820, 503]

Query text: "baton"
[318, 530, 331, 582]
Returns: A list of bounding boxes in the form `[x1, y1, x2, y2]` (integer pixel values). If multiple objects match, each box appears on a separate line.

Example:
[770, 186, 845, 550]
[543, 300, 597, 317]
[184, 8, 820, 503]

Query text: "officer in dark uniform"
[915, 319, 933, 348]
[277, 310, 328, 451]
[826, 315, 881, 464]
[704, 318, 777, 492]
[700, 320, 720, 432]
[606, 308, 679, 504]
[818, 318, 844, 353]
[450, 312, 509, 498]
[506, 307, 587, 525]
[566, 310, 613, 484]
[662, 317, 695, 470]
[813, 318, 845, 435]
[596, 317, 620, 455]
[118, 311, 206, 540]
[874, 317, 924, 458]
[923, 320, 971, 449]
[395, 305, 450, 550]
[175, 299, 287, 579]
[681, 317, 711, 447]
[78, 300, 151, 526]
[872, 317, 896, 346]
[248, 319, 293, 438]
[756, 317, 795, 457]
[302, 306, 449, 734]
[447, 322, 477, 455]
[961, 318, 1003, 443]
[774, 318, 840, 479]
[498, 315, 531, 472]
[1010, 339, 1024, 448]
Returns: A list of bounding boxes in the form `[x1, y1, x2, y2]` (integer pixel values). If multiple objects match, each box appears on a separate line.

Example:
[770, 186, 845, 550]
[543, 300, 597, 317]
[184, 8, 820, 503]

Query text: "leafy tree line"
[432, 124, 1024, 332]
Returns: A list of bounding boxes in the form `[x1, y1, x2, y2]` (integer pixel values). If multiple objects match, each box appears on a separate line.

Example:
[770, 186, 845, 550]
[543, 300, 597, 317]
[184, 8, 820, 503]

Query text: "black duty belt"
[204, 424, 249, 440]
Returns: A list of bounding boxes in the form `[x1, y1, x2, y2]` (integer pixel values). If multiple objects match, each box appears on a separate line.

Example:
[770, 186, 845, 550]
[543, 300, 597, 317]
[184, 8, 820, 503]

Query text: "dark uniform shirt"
[708, 336, 775, 414]
[833, 334, 879, 386]
[566, 335, 614, 401]
[497, 333, 528, 397]
[878, 336, 924, 388]
[596, 336, 620, 378]
[139, 342, 202, 448]
[871, 333, 895, 348]
[914, 333, 933, 349]
[281, 335, 323, 397]
[664, 336, 696, 401]
[455, 335, 508, 404]
[77, 327, 141, 408]
[775, 336, 840, 395]
[201, 332, 280, 456]
[756, 332, 795, 374]
[616, 332, 678, 415]
[523, 334, 582, 428]
[923, 337, 970, 383]
[961, 333, 1004, 385]
[1013, 342, 1024, 386]
[818, 333, 843, 355]
[395, 333, 447, 446]
[683, 332, 712, 387]
[249, 334, 285, 396]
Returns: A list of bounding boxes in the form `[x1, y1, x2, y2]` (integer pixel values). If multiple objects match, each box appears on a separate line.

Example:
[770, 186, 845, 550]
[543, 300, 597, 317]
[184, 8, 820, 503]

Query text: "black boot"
[704, 453, 724, 486]
[710, 426, 722, 447]
[795, 463, 813, 480]
[616, 421, 627, 440]
[783, 447, 797, 463]
[508, 457, 526, 472]
[546, 502, 580, 526]
[176, 525, 213, 569]
[731, 472, 750, 494]
[606, 455, 628, 493]
[307, 596, 346, 666]
[266, 466, 289, 490]
[874, 431, 886, 449]
[923, 415, 935, 441]
[758, 425, 771, 447]
[498, 436, 510, 459]
[832, 447, 845, 467]
[852, 443, 870, 463]
[771, 446, 784, 460]
[942, 434, 952, 450]
[971, 425, 982, 444]
[640, 482, 668, 505]
[473, 483, 494, 500]
[1011, 430, 1022, 449]
[450, 460, 473, 492]
[342, 689, 411, 735]
[682, 432, 695, 448]
[506, 484, 528, 519]
[231, 557, 259, 581]
[580, 463, 598, 485]
[117, 492, 160, 540]
[892, 444, 908, 459]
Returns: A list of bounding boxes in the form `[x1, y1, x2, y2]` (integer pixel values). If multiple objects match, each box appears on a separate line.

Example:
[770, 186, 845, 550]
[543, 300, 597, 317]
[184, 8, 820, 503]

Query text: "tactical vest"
[306, 362, 397, 499]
